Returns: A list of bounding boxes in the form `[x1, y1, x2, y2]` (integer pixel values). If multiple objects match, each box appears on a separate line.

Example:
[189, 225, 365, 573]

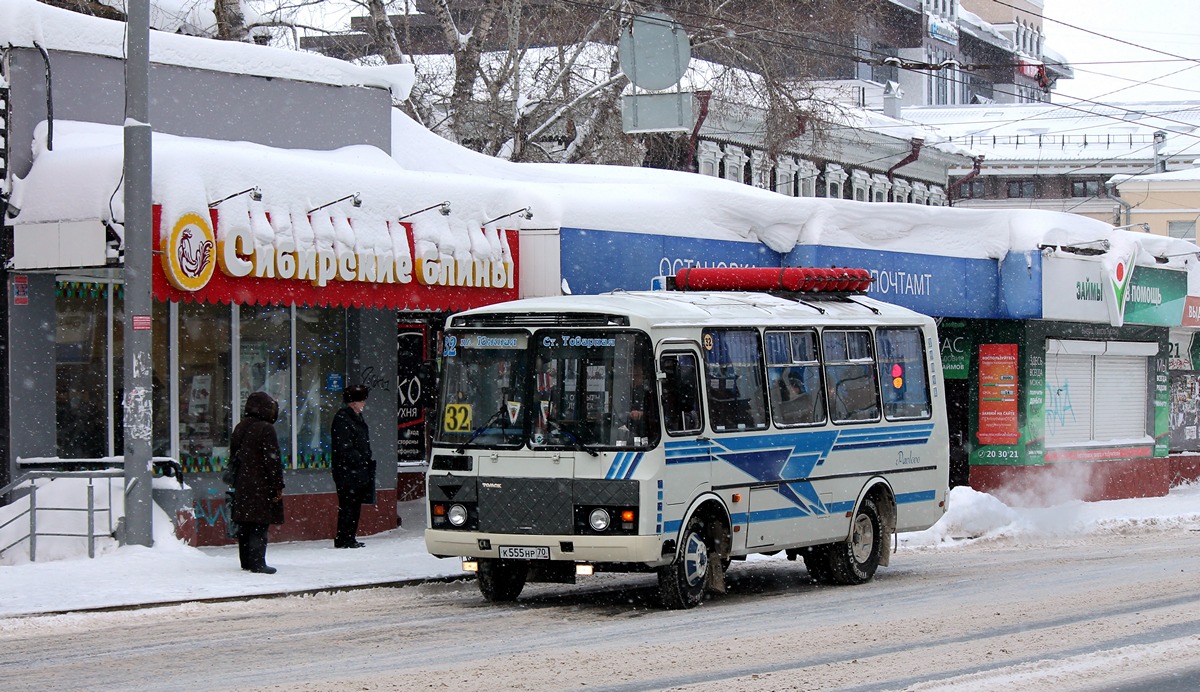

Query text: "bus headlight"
[588, 508, 611, 532]
[448, 504, 468, 527]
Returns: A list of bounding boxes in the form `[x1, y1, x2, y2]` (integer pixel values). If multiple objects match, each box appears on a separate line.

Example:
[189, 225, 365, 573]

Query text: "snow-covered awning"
[8, 121, 543, 311]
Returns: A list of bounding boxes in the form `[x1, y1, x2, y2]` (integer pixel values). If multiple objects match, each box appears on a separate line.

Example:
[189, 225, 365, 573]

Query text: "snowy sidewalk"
[0, 500, 468, 618]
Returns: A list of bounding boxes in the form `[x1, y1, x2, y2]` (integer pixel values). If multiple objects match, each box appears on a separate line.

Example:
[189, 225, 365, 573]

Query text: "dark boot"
[242, 523, 274, 573]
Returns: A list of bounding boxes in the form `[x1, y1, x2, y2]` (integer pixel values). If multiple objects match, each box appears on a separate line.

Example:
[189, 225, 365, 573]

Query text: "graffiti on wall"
[1045, 379, 1077, 436]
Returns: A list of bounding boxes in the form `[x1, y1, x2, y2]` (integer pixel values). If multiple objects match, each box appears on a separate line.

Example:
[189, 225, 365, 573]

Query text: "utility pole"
[122, 0, 154, 547]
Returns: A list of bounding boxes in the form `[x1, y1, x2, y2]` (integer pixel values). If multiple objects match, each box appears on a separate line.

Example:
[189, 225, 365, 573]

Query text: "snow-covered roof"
[15, 111, 1195, 280]
[1112, 165, 1200, 186]
[0, 0, 414, 100]
[385, 109, 1200, 271]
[956, 7, 1015, 51]
[902, 101, 1200, 165]
[8, 120, 540, 269]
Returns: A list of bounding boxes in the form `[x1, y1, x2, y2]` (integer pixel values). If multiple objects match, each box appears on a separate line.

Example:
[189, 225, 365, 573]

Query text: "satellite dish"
[618, 12, 690, 91]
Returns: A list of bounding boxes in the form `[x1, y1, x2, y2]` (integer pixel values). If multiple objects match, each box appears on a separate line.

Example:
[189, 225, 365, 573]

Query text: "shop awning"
[9, 121, 537, 312]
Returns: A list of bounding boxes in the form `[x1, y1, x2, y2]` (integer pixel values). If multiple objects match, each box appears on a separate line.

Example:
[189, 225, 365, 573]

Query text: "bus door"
[657, 345, 711, 507]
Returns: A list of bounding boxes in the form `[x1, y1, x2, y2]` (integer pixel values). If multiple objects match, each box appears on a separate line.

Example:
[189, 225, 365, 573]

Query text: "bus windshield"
[435, 329, 658, 451]
[531, 330, 658, 451]
[436, 331, 530, 449]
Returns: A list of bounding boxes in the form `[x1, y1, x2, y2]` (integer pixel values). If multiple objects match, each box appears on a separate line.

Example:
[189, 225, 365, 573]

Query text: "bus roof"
[451, 291, 933, 330]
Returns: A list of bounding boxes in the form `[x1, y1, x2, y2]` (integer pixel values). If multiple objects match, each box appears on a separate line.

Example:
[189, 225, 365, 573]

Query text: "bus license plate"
[499, 545, 550, 560]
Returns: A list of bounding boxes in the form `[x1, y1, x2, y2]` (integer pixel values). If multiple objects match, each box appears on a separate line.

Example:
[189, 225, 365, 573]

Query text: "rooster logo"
[176, 227, 213, 280]
[163, 212, 218, 292]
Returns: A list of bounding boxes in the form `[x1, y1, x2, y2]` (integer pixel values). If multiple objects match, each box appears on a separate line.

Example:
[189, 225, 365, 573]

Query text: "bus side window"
[660, 352, 702, 435]
[876, 327, 932, 420]
[703, 329, 769, 431]
[823, 330, 881, 423]
[765, 330, 826, 427]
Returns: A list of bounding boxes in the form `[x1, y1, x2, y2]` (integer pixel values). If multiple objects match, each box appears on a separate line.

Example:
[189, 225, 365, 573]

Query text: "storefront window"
[151, 300, 170, 456]
[295, 307, 346, 467]
[239, 305, 293, 462]
[55, 283, 109, 458]
[178, 302, 233, 468]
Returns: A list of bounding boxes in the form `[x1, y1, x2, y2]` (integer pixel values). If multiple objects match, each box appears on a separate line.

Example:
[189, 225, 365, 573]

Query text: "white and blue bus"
[426, 267, 949, 608]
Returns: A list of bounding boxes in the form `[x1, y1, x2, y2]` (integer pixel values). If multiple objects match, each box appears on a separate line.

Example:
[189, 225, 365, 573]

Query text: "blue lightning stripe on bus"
[660, 427, 940, 531]
[606, 452, 646, 479]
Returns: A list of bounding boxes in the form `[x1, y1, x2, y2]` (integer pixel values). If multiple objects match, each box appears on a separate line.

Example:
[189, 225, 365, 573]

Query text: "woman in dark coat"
[331, 385, 375, 548]
[231, 391, 286, 573]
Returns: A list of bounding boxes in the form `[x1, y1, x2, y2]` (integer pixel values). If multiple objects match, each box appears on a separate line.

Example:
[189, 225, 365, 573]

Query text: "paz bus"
[425, 267, 949, 608]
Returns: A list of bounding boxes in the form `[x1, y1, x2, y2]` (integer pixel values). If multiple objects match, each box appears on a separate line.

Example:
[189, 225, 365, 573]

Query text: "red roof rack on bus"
[669, 267, 873, 294]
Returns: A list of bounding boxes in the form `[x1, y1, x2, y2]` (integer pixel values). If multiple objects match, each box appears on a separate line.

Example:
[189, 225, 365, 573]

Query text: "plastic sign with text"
[154, 206, 518, 311]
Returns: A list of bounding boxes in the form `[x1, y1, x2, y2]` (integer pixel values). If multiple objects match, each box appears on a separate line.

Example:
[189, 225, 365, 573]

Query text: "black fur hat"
[343, 384, 370, 404]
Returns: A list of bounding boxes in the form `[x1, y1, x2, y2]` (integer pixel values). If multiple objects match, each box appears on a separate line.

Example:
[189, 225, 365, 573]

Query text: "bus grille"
[478, 477, 573, 534]
[427, 475, 639, 535]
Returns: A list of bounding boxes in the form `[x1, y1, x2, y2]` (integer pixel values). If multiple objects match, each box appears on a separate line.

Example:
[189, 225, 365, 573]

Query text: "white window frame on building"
[911, 181, 929, 205]
[697, 140, 721, 178]
[773, 157, 799, 196]
[871, 173, 892, 203]
[850, 169, 872, 201]
[824, 163, 847, 199]
[724, 146, 749, 184]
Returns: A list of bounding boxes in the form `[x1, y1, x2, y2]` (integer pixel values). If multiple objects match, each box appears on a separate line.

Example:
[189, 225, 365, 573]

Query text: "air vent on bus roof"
[669, 267, 873, 294]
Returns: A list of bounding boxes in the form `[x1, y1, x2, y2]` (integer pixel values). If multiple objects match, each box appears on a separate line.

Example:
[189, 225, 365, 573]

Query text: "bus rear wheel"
[802, 545, 836, 585]
[478, 559, 528, 602]
[659, 515, 710, 609]
[824, 497, 884, 585]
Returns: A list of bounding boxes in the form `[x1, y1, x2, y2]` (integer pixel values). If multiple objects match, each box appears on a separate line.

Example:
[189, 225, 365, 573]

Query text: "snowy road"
[3, 528, 1199, 691]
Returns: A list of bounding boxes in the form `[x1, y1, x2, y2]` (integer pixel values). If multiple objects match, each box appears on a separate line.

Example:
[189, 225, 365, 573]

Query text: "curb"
[6, 574, 474, 619]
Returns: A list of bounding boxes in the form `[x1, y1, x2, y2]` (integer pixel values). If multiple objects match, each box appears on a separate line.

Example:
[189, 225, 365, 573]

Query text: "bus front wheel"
[659, 515, 710, 609]
[824, 497, 884, 585]
[478, 559, 528, 602]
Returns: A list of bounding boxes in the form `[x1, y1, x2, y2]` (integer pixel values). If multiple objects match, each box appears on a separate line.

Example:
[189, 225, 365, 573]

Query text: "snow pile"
[0, 470, 195, 567]
[903, 482, 1200, 548]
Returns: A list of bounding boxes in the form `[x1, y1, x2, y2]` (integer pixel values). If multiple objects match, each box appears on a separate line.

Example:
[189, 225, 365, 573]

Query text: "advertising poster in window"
[586, 364, 607, 419]
[239, 341, 269, 406]
[977, 344, 1020, 445]
[188, 374, 212, 418]
[397, 327, 428, 463]
[1170, 373, 1200, 452]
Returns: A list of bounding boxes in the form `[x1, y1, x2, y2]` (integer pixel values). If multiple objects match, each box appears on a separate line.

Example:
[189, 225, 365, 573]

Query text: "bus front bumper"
[425, 529, 667, 566]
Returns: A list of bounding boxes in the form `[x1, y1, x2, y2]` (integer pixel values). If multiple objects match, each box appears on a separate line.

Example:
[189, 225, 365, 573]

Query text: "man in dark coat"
[331, 385, 375, 548]
[231, 391, 286, 573]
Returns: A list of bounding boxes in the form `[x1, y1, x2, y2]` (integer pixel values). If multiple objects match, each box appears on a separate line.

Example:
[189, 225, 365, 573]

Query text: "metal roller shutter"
[1094, 355, 1147, 439]
[1045, 353, 1093, 444]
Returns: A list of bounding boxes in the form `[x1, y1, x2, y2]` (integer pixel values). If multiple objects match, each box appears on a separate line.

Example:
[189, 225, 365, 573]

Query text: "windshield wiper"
[547, 418, 599, 457]
[455, 406, 511, 454]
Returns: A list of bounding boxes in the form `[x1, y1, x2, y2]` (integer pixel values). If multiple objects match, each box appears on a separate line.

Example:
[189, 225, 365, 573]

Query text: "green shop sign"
[1124, 266, 1187, 326]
